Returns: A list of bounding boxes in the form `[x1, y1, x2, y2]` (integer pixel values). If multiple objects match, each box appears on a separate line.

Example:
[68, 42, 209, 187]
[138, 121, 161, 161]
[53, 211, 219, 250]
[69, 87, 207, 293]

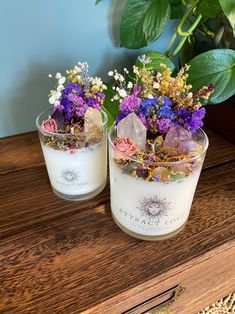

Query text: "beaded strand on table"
[198, 293, 235, 314]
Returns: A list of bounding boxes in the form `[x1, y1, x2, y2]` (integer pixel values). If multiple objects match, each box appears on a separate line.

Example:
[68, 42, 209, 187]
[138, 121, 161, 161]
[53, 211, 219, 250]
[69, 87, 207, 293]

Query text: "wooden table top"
[0, 129, 235, 313]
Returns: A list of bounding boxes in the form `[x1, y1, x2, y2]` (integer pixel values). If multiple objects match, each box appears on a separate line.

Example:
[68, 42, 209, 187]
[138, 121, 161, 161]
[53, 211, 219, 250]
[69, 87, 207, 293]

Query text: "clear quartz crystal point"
[84, 108, 102, 133]
[84, 108, 103, 142]
[117, 112, 147, 149]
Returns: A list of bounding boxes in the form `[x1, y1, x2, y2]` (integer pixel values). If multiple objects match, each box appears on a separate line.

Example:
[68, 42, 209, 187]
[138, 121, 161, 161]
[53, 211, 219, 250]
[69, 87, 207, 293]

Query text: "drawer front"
[84, 244, 235, 314]
[123, 285, 185, 314]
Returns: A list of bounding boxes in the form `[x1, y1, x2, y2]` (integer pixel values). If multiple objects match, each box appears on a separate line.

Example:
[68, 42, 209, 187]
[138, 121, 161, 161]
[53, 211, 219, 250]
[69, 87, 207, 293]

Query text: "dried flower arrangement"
[109, 55, 214, 183]
[40, 62, 107, 150]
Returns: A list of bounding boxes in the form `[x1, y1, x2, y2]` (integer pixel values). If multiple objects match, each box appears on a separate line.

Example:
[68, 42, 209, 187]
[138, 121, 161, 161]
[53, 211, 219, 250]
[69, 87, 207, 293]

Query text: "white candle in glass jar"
[109, 159, 201, 237]
[41, 137, 107, 196]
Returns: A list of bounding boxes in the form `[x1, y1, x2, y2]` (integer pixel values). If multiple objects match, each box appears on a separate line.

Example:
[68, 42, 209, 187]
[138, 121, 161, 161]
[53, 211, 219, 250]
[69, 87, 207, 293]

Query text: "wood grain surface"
[0, 129, 235, 313]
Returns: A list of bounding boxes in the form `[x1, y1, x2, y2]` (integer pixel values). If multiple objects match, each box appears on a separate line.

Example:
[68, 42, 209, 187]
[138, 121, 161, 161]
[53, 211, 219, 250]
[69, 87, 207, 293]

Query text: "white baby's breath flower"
[55, 91, 62, 99]
[55, 72, 62, 79]
[133, 66, 139, 74]
[102, 84, 107, 90]
[48, 74, 52, 78]
[58, 76, 66, 85]
[49, 96, 55, 105]
[118, 89, 127, 98]
[57, 85, 64, 92]
[92, 77, 103, 87]
[119, 74, 125, 82]
[127, 82, 133, 89]
[187, 92, 193, 98]
[153, 82, 160, 89]
[114, 94, 120, 100]
[49, 89, 62, 105]
[74, 66, 81, 73]
[114, 74, 119, 80]
[112, 86, 116, 90]
[147, 94, 154, 99]
[108, 71, 114, 76]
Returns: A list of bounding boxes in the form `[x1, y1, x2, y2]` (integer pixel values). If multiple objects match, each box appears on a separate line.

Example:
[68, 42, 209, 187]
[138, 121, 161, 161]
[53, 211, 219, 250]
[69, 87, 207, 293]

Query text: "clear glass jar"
[36, 108, 108, 201]
[108, 124, 209, 240]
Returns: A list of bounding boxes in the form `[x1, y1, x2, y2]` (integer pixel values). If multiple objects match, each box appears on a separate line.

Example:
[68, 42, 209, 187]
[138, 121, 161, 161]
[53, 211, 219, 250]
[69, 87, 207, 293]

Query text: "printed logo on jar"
[137, 196, 171, 223]
[61, 169, 79, 182]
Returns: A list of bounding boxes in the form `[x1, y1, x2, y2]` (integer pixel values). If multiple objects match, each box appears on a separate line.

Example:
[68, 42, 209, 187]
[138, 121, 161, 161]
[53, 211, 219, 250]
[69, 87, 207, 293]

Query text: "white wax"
[42, 137, 107, 195]
[110, 159, 201, 236]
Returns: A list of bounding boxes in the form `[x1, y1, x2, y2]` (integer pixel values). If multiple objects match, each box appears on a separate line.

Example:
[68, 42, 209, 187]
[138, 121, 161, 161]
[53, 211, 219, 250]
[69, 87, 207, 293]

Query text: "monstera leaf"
[188, 49, 235, 104]
[120, 0, 170, 49]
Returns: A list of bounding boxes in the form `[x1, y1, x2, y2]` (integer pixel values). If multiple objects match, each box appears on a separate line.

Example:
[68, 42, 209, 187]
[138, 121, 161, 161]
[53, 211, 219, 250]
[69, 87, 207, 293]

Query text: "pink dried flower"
[41, 118, 57, 133]
[113, 137, 138, 160]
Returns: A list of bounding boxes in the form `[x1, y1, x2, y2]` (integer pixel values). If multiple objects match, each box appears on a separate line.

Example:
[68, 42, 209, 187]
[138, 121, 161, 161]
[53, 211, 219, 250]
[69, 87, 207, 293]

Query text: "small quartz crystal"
[84, 108, 102, 133]
[84, 108, 103, 142]
[117, 112, 147, 149]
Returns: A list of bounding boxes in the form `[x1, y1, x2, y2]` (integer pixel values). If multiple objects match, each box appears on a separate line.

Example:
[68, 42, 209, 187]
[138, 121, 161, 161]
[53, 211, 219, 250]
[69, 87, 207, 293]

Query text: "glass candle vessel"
[108, 124, 209, 240]
[36, 109, 108, 200]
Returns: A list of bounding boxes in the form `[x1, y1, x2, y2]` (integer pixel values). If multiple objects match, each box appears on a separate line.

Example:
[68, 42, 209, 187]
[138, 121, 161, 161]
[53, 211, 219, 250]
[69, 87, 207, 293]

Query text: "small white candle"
[41, 137, 107, 196]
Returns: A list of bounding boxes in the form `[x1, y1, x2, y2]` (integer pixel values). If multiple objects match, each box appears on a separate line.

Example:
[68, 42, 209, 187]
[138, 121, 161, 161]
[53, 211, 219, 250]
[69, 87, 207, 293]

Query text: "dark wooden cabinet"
[0, 129, 235, 314]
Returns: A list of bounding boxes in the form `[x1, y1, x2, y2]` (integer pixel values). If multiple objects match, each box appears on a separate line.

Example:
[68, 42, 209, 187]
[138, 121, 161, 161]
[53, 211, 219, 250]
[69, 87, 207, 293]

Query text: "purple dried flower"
[192, 107, 206, 120]
[177, 107, 206, 134]
[119, 93, 141, 113]
[116, 110, 130, 123]
[86, 96, 102, 110]
[63, 83, 84, 96]
[137, 113, 152, 129]
[157, 118, 171, 134]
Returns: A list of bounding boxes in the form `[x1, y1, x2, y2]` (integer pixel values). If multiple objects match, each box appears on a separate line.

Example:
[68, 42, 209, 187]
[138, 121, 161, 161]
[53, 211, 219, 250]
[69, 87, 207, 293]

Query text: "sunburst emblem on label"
[61, 169, 79, 182]
[137, 196, 171, 222]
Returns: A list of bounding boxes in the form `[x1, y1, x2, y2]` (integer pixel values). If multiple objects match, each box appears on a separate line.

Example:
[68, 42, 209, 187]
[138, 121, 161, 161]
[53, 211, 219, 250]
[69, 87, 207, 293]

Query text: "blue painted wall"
[0, 0, 176, 137]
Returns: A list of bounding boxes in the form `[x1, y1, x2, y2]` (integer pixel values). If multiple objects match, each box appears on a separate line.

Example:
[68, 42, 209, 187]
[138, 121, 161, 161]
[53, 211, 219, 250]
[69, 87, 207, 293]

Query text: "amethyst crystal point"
[117, 112, 147, 149]
[163, 123, 200, 155]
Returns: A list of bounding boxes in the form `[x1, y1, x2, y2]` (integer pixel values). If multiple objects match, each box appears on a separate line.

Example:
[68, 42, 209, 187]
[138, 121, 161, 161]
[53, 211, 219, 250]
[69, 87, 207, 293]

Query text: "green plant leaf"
[102, 83, 120, 126]
[136, 51, 175, 72]
[169, 0, 185, 19]
[103, 107, 115, 127]
[188, 49, 235, 103]
[198, 0, 221, 18]
[120, 0, 170, 49]
[219, 0, 235, 34]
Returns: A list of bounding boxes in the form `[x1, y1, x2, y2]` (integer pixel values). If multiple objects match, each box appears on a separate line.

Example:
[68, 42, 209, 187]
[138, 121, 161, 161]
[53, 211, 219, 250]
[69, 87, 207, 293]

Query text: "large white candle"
[109, 158, 201, 237]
